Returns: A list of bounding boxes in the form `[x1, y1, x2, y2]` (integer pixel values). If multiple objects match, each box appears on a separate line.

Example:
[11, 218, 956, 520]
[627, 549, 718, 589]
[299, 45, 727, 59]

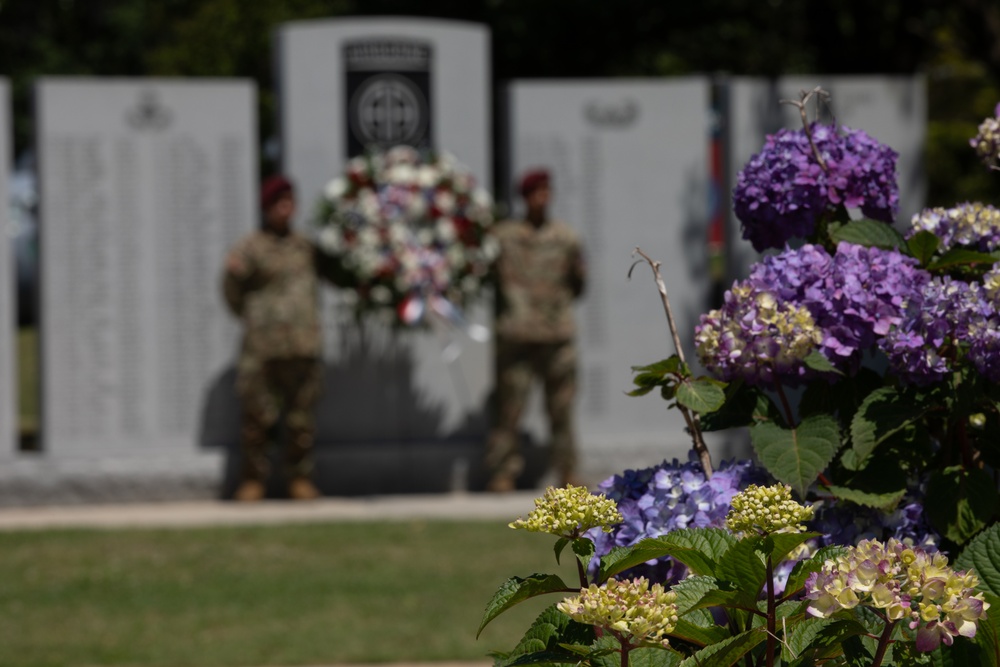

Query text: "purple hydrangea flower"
[747, 243, 930, 371]
[698, 243, 929, 384]
[970, 103, 1000, 169]
[881, 276, 1000, 385]
[734, 123, 899, 251]
[907, 203, 1000, 253]
[694, 282, 823, 386]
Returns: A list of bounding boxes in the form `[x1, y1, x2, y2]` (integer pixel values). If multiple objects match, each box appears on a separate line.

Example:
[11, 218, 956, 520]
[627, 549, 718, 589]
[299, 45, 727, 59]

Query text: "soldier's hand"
[226, 252, 247, 277]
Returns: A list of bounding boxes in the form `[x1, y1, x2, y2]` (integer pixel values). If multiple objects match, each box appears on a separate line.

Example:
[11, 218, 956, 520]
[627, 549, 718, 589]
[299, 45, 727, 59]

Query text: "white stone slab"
[726, 76, 927, 280]
[276, 18, 493, 446]
[37, 78, 257, 457]
[504, 79, 743, 474]
[0, 79, 13, 458]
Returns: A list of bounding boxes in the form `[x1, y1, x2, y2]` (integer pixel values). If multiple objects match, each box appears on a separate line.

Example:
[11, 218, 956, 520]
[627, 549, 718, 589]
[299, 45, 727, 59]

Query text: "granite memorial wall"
[0, 79, 14, 459]
[276, 18, 493, 485]
[502, 78, 746, 474]
[37, 78, 257, 460]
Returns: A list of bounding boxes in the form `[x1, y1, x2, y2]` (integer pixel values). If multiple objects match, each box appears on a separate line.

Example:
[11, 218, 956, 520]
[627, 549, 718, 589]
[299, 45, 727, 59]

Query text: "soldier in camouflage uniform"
[485, 169, 586, 492]
[222, 175, 332, 502]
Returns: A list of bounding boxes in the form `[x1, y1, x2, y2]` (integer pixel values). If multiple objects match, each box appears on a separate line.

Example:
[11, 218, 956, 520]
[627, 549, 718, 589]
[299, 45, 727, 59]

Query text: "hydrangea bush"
[482, 483, 999, 667]
[481, 90, 1000, 666]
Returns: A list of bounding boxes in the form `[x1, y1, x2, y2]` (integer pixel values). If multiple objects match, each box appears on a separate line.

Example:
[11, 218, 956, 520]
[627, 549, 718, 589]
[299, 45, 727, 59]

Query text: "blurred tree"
[0, 0, 997, 198]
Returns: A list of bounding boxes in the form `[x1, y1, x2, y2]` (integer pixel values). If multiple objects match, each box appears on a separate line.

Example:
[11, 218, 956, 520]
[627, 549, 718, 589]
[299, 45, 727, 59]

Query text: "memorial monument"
[276, 18, 493, 492]
[0, 78, 14, 459]
[502, 78, 746, 477]
[34, 78, 256, 487]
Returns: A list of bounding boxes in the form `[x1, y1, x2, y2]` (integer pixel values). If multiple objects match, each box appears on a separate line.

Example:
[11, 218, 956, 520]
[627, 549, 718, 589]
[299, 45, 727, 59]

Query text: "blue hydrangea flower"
[734, 123, 899, 251]
[585, 455, 769, 584]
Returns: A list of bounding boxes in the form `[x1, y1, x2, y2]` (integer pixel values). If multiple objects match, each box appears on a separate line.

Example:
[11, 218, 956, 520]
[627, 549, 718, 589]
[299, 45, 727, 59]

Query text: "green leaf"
[571, 538, 595, 576]
[598, 528, 735, 581]
[671, 617, 731, 648]
[677, 629, 767, 667]
[716, 537, 767, 608]
[955, 523, 1000, 595]
[676, 378, 726, 413]
[908, 229, 941, 265]
[828, 219, 907, 249]
[670, 575, 742, 615]
[782, 617, 867, 663]
[553, 538, 569, 564]
[971, 592, 1000, 667]
[631, 357, 684, 376]
[657, 528, 738, 576]
[478, 574, 571, 637]
[627, 384, 657, 397]
[926, 466, 999, 545]
[825, 485, 906, 511]
[699, 381, 763, 432]
[762, 531, 821, 565]
[927, 247, 1000, 271]
[495, 603, 597, 667]
[750, 415, 841, 498]
[802, 351, 844, 376]
[850, 386, 925, 466]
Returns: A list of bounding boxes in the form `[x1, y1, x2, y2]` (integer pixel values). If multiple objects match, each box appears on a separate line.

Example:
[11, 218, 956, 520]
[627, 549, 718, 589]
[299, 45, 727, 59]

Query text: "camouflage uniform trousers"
[485, 338, 578, 481]
[237, 356, 324, 482]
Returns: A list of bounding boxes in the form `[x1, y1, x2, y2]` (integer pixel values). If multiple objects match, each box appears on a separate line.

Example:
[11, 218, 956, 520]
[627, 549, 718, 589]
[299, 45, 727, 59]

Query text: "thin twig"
[630, 247, 714, 478]
[779, 86, 831, 171]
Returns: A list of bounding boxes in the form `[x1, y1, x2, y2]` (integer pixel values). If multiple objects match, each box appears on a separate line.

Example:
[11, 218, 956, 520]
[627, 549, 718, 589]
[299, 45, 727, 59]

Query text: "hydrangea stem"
[780, 87, 831, 172]
[631, 247, 713, 477]
[765, 555, 777, 667]
[870, 619, 897, 667]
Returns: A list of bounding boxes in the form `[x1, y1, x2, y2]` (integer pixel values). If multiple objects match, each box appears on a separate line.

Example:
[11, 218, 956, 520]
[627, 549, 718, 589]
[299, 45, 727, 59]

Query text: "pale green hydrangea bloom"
[509, 484, 623, 538]
[558, 577, 679, 648]
[805, 538, 990, 652]
[725, 483, 814, 535]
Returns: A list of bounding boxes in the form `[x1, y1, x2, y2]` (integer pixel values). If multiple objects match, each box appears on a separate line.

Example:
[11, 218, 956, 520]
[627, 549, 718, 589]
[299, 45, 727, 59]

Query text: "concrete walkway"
[0, 490, 541, 531]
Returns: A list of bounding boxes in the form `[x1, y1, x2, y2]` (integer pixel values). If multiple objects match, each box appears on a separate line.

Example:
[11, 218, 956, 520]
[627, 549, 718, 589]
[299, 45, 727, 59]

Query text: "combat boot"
[486, 473, 517, 493]
[234, 479, 265, 502]
[289, 477, 321, 500]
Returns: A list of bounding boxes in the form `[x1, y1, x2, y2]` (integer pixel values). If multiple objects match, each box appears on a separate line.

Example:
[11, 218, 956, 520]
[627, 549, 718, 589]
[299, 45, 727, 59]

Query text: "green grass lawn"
[0, 520, 575, 667]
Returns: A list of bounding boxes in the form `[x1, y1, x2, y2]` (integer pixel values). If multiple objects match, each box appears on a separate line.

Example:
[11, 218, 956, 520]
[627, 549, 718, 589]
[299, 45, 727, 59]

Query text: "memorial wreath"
[314, 145, 497, 328]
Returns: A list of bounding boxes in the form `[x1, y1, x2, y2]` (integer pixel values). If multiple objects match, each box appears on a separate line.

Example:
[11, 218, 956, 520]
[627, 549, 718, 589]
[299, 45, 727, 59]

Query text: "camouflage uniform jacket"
[223, 230, 327, 361]
[491, 218, 586, 343]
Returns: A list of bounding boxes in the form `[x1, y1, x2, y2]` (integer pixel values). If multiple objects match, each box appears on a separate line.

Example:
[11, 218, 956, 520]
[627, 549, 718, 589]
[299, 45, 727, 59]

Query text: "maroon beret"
[260, 175, 294, 210]
[519, 169, 551, 198]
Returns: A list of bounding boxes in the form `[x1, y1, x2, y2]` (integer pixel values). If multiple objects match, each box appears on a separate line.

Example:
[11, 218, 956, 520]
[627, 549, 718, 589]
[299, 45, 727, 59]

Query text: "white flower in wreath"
[324, 177, 348, 202]
[319, 226, 343, 254]
[480, 236, 500, 261]
[473, 188, 490, 205]
[346, 156, 368, 179]
[417, 165, 438, 189]
[387, 145, 419, 165]
[357, 226, 380, 249]
[388, 163, 417, 186]
[446, 244, 466, 269]
[406, 193, 428, 220]
[388, 222, 410, 247]
[434, 190, 457, 216]
[451, 172, 474, 194]
[359, 190, 381, 222]
[416, 228, 435, 247]
[436, 218, 457, 244]
[399, 247, 420, 271]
